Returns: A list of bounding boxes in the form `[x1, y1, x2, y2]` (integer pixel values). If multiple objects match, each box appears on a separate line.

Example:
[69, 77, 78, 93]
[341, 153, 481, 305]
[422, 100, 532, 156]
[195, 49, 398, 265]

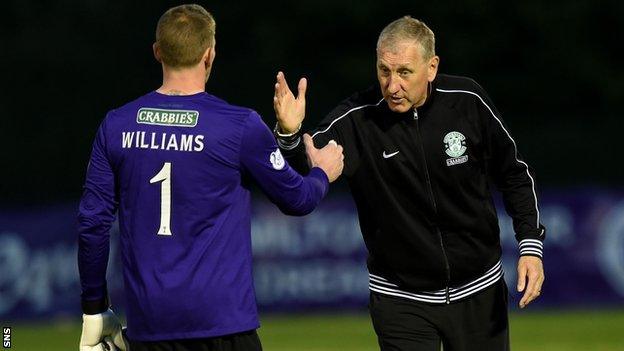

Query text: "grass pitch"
[8, 310, 624, 350]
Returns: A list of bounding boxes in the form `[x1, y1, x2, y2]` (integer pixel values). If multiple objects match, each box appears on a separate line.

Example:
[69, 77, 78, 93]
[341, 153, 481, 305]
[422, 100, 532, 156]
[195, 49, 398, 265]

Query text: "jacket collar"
[415, 79, 436, 114]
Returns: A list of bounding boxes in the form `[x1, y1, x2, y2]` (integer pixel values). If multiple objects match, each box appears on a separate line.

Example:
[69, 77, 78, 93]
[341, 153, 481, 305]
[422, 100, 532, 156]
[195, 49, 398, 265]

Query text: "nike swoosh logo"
[382, 151, 400, 159]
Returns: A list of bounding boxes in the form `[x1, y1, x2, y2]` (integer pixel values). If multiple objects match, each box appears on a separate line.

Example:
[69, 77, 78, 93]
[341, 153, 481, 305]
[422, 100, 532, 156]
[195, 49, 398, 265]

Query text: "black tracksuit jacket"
[278, 74, 545, 302]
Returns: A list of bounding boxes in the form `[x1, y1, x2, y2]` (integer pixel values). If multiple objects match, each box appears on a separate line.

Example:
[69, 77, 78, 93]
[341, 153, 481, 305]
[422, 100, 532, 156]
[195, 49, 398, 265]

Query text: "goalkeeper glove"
[79, 309, 128, 351]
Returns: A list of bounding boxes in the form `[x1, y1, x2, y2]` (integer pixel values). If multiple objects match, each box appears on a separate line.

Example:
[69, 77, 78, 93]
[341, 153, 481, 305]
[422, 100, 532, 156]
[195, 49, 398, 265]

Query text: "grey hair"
[377, 16, 436, 59]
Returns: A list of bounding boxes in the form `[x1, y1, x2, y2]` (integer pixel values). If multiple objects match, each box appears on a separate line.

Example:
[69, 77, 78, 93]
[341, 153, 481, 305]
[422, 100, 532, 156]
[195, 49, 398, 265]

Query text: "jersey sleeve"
[475, 83, 546, 258]
[274, 114, 344, 176]
[77, 116, 117, 314]
[241, 111, 329, 216]
[275, 126, 309, 174]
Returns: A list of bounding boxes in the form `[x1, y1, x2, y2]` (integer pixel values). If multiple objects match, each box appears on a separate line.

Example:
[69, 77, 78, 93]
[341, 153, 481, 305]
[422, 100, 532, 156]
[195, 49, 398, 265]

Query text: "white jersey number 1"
[150, 162, 173, 236]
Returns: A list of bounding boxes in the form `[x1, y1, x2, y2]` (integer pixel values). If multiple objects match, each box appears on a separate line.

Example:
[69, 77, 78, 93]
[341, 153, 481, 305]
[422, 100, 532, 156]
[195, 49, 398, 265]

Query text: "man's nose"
[387, 74, 401, 94]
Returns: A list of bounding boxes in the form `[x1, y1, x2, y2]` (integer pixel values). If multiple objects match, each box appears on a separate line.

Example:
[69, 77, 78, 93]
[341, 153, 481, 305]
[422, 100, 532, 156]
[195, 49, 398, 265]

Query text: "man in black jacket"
[273, 16, 545, 351]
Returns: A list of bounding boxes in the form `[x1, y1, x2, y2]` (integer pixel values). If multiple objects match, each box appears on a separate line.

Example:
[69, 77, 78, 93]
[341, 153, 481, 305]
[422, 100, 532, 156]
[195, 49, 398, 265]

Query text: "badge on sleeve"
[270, 148, 285, 170]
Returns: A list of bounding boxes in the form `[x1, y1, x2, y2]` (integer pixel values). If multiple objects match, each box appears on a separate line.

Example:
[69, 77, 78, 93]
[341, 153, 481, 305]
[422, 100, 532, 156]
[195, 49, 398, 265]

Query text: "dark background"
[2, 0, 622, 205]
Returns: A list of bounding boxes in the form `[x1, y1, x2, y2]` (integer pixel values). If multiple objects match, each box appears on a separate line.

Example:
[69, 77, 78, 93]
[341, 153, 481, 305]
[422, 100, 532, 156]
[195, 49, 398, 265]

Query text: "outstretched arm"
[241, 111, 343, 216]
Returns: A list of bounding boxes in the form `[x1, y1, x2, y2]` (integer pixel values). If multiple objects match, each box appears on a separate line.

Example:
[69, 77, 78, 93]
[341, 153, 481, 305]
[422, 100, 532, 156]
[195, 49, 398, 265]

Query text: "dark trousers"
[127, 329, 262, 351]
[369, 279, 509, 351]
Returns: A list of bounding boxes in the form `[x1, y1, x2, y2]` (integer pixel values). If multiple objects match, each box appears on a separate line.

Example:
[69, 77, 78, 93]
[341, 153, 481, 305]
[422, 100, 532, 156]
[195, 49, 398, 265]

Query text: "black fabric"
[369, 279, 509, 351]
[127, 330, 262, 351]
[81, 294, 109, 315]
[280, 74, 545, 293]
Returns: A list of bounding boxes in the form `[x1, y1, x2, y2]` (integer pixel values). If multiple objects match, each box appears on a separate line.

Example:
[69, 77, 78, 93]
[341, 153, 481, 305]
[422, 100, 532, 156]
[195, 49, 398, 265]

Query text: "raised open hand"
[273, 71, 307, 134]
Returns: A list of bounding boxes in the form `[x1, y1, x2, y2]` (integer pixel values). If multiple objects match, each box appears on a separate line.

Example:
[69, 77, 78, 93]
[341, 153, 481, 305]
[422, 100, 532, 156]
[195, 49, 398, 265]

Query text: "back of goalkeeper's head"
[154, 4, 216, 69]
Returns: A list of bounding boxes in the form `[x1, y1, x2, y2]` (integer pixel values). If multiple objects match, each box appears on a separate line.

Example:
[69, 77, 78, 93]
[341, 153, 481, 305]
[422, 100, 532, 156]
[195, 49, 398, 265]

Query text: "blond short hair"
[155, 4, 216, 68]
[377, 16, 436, 59]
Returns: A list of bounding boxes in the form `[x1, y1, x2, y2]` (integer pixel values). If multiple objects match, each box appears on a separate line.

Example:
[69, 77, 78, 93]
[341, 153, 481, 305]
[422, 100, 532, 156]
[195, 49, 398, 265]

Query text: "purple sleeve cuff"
[81, 295, 110, 315]
[308, 167, 330, 198]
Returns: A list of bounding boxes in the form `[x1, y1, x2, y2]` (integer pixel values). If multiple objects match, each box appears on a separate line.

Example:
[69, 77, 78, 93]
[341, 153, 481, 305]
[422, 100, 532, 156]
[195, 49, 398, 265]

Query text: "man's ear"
[153, 43, 162, 63]
[203, 45, 216, 69]
[428, 55, 440, 82]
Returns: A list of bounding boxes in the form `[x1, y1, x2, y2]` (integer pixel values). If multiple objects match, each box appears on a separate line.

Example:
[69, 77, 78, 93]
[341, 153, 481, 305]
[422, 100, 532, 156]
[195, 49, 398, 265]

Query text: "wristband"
[273, 122, 302, 138]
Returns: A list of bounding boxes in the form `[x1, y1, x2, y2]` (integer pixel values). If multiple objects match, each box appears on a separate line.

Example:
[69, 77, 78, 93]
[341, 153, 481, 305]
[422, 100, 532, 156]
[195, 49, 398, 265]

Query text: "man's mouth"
[389, 96, 404, 104]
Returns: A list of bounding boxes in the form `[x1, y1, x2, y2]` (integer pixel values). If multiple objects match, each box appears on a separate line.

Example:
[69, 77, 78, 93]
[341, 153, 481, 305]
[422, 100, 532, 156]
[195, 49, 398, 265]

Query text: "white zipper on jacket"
[413, 108, 451, 304]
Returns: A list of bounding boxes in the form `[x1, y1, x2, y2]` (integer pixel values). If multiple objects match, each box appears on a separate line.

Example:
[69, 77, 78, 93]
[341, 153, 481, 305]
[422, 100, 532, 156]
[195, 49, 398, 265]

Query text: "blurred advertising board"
[1, 190, 623, 319]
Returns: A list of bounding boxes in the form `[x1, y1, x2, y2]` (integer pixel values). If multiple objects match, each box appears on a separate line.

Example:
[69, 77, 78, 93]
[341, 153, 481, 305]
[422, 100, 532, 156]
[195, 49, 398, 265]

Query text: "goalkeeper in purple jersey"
[77, 4, 344, 351]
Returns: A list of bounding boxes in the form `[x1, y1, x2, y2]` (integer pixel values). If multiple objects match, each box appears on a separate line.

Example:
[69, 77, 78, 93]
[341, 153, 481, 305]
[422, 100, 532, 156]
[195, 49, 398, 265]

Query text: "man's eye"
[399, 71, 410, 76]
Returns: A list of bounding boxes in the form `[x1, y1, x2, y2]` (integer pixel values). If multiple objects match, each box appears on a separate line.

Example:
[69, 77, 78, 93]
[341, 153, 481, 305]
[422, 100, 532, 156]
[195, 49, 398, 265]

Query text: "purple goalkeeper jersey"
[77, 91, 328, 341]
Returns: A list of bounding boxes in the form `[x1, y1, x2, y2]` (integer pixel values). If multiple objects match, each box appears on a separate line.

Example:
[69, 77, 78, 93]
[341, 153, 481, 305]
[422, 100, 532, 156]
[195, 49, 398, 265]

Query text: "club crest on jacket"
[444, 131, 468, 166]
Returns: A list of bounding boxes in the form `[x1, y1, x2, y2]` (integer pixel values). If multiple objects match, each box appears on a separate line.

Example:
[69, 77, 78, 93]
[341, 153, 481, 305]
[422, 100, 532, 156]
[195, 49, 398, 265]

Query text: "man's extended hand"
[517, 256, 544, 308]
[303, 134, 344, 182]
[273, 71, 307, 134]
[79, 309, 128, 351]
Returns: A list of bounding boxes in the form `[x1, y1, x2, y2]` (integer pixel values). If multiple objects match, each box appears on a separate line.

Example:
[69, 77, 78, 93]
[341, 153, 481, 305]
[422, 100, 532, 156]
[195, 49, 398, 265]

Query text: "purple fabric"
[77, 91, 328, 341]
